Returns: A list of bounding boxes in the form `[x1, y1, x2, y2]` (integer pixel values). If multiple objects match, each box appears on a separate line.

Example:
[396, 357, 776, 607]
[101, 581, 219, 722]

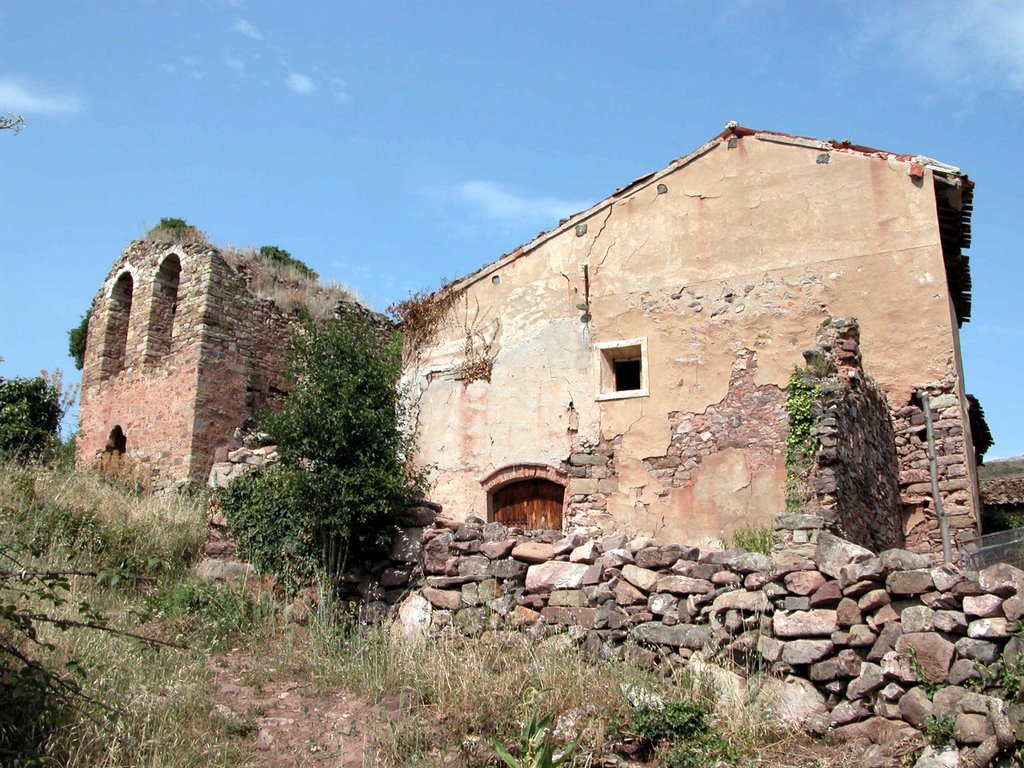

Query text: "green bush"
[0, 374, 62, 460]
[257, 245, 318, 280]
[630, 699, 737, 767]
[222, 314, 421, 591]
[145, 217, 207, 244]
[921, 713, 955, 746]
[67, 310, 90, 371]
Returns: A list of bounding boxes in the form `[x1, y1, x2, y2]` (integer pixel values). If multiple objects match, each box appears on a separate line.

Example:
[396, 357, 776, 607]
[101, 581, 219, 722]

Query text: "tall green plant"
[492, 689, 577, 768]
[0, 374, 62, 460]
[222, 314, 421, 590]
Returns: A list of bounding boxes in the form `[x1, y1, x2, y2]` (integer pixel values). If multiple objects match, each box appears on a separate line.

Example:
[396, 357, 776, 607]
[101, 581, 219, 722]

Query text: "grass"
[219, 244, 361, 320]
[1, 459, 848, 768]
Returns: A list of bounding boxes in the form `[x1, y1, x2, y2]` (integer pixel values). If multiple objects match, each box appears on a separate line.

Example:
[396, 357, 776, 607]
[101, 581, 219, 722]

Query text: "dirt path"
[210, 647, 373, 767]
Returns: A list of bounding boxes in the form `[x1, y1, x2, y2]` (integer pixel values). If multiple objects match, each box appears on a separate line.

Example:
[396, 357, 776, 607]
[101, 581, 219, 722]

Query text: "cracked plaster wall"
[407, 135, 974, 546]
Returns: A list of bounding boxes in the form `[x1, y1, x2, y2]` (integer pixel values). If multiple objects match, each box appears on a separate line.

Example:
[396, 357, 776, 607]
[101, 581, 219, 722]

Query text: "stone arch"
[99, 425, 127, 474]
[481, 463, 567, 530]
[105, 425, 126, 455]
[101, 271, 134, 376]
[145, 253, 182, 362]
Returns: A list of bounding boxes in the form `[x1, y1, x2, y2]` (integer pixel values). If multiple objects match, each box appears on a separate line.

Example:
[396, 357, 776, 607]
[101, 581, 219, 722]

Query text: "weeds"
[728, 525, 775, 555]
[921, 714, 955, 747]
[492, 687, 578, 768]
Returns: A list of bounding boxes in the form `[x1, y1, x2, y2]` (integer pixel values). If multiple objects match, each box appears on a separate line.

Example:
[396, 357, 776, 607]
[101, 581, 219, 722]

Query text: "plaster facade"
[405, 124, 980, 553]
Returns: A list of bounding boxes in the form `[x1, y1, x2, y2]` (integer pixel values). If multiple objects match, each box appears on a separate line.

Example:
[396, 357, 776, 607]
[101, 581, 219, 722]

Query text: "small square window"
[595, 338, 649, 401]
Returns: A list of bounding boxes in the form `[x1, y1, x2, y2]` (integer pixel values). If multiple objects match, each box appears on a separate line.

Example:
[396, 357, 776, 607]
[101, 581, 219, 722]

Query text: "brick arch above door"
[481, 463, 567, 530]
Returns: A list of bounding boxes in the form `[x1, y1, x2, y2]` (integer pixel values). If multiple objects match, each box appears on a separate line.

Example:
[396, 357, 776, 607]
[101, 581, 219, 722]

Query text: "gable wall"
[408, 135, 975, 548]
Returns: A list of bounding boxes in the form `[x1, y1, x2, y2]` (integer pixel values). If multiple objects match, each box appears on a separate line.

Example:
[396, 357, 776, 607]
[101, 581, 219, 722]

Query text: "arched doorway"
[482, 464, 566, 530]
[492, 479, 564, 529]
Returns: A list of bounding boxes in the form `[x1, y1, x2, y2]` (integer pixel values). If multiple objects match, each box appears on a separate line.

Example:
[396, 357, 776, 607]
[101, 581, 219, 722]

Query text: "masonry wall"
[384, 517, 1023, 758]
[406, 130, 978, 549]
[78, 241, 293, 488]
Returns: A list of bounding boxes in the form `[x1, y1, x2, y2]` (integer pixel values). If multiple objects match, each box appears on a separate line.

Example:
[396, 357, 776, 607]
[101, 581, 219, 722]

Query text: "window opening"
[147, 254, 181, 362]
[614, 358, 641, 391]
[596, 337, 648, 401]
[101, 272, 134, 376]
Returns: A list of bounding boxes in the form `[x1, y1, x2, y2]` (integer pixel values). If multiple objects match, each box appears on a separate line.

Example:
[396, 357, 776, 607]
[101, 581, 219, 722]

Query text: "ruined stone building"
[79, 122, 983, 561]
[405, 123, 982, 559]
[77, 241, 299, 487]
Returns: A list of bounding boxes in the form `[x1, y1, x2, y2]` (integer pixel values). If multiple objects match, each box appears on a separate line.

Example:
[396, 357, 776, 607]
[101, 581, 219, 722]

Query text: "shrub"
[257, 245, 318, 280]
[145, 217, 207, 244]
[67, 310, 90, 370]
[629, 699, 737, 767]
[222, 314, 421, 591]
[921, 713, 955, 746]
[0, 374, 62, 460]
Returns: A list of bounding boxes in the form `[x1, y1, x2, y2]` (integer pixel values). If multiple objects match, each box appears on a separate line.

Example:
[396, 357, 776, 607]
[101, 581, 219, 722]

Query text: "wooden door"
[492, 479, 564, 530]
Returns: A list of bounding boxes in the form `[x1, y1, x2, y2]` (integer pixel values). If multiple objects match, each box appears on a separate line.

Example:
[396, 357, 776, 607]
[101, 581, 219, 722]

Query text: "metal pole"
[922, 392, 953, 565]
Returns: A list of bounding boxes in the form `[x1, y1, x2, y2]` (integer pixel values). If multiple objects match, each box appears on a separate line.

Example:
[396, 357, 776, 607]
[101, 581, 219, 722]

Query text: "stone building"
[404, 122, 982, 559]
[77, 240, 297, 487]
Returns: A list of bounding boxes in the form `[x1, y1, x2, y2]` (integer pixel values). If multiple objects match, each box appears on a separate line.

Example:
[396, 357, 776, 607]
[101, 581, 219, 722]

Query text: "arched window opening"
[146, 254, 181, 362]
[101, 272, 134, 376]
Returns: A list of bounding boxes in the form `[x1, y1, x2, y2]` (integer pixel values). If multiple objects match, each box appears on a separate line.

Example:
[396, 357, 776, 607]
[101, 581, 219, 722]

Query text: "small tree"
[221, 315, 420, 589]
[67, 310, 90, 370]
[0, 374, 63, 460]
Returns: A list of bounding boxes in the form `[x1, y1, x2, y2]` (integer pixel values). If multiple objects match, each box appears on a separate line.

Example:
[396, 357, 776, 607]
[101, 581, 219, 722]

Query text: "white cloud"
[456, 180, 589, 223]
[864, 0, 1024, 90]
[0, 78, 82, 116]
[226, 57, 245, 71]
[233, 17, 264, 41]
[286, 72, 315, 95]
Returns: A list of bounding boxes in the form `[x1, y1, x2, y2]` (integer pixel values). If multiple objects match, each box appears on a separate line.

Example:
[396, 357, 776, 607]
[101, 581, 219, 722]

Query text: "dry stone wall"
[800, 319, 904, 554]
[895, 378, 980, 557]
[375, 514, 1024, 759]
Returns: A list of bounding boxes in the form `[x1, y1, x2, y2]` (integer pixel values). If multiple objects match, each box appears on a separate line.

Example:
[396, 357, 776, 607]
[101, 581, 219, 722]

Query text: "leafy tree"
[0, 374, 62, 460]
[68, 310, 90, 370]
[257, 245, 319, 280]
[221, 314, 420, 589]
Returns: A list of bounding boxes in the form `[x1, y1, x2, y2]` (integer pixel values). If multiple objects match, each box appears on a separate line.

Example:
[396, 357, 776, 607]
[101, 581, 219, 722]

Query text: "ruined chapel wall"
[188, 253, 293, 483]
[78, 242, 296, 486]
[409, 134, 974, 547]
[78, 242, 211, 486]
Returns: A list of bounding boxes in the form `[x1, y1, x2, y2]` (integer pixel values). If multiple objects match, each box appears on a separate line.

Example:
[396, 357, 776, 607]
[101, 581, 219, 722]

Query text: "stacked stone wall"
[383, 517, 1023, 759]
[803, 319, 903, 554]
[894, 377, 979, 558]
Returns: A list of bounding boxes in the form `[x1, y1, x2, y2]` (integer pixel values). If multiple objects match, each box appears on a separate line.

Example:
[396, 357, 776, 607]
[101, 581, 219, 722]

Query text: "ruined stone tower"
[77, 240, 295, 488]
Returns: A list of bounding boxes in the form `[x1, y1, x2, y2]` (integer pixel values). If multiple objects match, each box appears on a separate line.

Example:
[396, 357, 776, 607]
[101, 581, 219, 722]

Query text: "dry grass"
[300, 613, 811, 768]
[1, 462, 851, 768]
[218, 244, 361, 319]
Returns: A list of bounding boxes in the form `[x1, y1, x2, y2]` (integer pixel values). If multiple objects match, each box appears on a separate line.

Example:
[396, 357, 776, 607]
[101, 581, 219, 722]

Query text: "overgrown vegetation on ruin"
[387, 281, 464, 363]
[783, 368, 822, 512]
[220, 314, 422, 591]
[145, 217, 210, 245]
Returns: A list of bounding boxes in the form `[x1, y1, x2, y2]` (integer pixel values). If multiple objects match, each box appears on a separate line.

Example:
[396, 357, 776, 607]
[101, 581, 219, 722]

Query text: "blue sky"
[1, 2, 1022, 458]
